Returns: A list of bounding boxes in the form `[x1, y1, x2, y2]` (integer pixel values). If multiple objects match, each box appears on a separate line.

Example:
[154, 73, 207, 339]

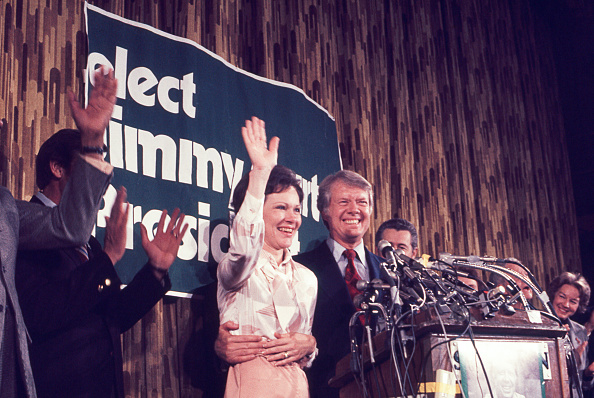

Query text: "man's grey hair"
[317, 170, 373, 228]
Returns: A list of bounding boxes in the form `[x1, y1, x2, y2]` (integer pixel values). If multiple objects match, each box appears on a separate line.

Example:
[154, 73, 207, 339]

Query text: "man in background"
[0, 67, 116, 397]
[374, 217, 419, 259]
[505, 259, 534, 304]
[489, 258, 534, 310]
[16, 128, 188, 397]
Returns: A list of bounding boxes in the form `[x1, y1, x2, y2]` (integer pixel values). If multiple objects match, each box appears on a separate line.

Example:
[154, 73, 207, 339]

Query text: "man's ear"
[320, 211, 330, 230]
[49, 160, 65, 179]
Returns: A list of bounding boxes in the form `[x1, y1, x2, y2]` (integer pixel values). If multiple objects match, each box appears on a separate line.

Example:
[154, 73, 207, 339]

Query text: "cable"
[503, 257, 543, 292]
[402, 310, 418, 395]
[389, 324, 405, 394]
[467, 326, 493, 398]
[414, 308, 472, 397]
[435, 309, 468, 398]
[392, 309, 416, 396]
[365, 324, 383, 397]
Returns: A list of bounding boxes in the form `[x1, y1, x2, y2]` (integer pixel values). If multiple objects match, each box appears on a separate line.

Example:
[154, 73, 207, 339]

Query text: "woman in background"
[217, 117, 317, 397]
[548, 272, 594, 397]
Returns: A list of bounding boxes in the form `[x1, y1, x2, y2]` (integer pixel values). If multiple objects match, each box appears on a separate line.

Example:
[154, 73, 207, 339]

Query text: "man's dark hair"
[36, 129, 81, 190]
[231, 165, 304, 212]
[548, 271, 591, 314]
[374, 218, 418, 249]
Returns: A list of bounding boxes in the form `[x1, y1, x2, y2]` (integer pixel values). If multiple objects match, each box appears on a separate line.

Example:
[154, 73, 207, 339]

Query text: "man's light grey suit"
[0, 156, 112, 397]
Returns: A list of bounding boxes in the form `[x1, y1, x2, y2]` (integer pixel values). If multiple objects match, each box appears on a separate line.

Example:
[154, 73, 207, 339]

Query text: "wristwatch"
[81, 144, 108, 154]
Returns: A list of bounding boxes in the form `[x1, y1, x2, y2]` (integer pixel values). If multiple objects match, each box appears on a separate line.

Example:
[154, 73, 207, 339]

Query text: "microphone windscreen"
[353, 293, 366, 309]
[377, 239, 393, 257]
[355, 279, 368, 291]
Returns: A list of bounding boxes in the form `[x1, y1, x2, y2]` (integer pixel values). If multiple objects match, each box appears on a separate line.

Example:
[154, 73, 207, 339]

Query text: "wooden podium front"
[329, 309, 569, 397]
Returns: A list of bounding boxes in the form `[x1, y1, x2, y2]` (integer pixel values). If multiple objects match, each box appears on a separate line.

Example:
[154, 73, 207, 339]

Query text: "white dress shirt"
[326, 238, 369, 281]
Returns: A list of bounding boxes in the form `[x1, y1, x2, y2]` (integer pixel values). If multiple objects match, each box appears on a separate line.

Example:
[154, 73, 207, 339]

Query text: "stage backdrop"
[1, 0, 584, 396]
[85, 4, 341, 296]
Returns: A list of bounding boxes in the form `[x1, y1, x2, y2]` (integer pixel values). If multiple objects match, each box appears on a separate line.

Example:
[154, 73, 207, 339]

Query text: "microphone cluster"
[350, 240, 547, 329]
[348, 242, 555, 397]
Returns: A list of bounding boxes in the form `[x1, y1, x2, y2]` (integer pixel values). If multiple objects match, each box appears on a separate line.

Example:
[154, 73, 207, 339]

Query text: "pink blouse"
[217, 191, 318, 342]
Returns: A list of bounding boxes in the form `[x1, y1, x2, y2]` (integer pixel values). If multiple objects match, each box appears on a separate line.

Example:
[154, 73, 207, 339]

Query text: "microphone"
[426, 262, 470, 278]
[353, 279, 382, 309]
[486, 285, 506, 300]
[455, 279, 478, 294]
[479, 285, 507, 317]
[378, 240, 425, 273]
[380, 264, 398, 281]
[439, 252, 507, 265]
[355, 279, 392, 290]
[377, 240, 402, 269]
[402, 266, 420, 282]
[400, 266, 430, 306]
[400, 286, 423, 305]
[377, 239, 393, 258]
[393, 249, 424, 270]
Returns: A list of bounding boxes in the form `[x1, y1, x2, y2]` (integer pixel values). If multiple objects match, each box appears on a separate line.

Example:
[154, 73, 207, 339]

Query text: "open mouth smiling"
[557, 307, 570, 315]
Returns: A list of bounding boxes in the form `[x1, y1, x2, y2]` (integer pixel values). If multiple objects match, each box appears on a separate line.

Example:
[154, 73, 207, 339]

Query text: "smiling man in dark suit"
[293, 170, 383, 398]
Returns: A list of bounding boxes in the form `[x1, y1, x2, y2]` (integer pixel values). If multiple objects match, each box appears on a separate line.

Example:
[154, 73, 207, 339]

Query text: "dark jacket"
[294, 241, 383, 398]
[16, 196, 170, 398]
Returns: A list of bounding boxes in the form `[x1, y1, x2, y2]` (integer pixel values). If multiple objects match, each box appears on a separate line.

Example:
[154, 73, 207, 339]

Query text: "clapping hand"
[140, 209, 188, 280]
[103, 187, 130, 265]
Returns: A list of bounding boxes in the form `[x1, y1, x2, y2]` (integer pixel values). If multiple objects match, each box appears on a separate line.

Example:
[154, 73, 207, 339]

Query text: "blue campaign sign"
[84, 3, 341, 296]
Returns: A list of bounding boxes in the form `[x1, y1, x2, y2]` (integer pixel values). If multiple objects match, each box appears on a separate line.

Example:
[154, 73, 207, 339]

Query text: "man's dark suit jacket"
[16, 196, 171, 398]
[294, 241, 383, 398]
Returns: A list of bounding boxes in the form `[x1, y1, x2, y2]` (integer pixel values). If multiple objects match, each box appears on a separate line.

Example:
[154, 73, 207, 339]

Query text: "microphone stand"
[349, 310, 365, 374]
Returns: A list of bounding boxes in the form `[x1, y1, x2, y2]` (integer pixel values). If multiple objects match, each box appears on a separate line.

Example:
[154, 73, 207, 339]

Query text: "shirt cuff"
[300, 346, 318, 369]
[79, 153, 114, 175]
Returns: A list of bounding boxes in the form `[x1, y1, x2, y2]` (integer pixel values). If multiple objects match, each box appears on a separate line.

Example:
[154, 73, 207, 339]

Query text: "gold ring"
[284, 351, 289, 359]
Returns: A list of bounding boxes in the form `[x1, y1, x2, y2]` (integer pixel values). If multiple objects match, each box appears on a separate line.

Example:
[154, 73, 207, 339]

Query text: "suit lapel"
[315, 244, 347, 299]
[308, 243, 382, 302]
[366, 248, 382, 280]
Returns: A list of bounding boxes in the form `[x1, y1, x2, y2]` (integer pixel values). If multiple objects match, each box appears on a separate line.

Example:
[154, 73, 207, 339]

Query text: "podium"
[330, 309, 569, 397]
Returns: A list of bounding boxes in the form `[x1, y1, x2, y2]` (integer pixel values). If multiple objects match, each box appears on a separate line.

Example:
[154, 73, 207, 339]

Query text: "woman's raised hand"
[241, 116, 279, 172]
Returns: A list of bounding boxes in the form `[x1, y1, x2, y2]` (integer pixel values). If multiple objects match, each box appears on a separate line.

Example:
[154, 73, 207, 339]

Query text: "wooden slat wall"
[0, 0, 581, 396]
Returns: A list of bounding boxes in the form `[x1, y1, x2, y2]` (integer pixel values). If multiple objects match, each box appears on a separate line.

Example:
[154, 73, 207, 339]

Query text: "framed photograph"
[455, 339, 545, 398]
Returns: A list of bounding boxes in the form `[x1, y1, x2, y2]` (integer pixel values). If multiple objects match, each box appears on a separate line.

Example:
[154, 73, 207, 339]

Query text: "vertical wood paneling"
[0, 0, 581, 396]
